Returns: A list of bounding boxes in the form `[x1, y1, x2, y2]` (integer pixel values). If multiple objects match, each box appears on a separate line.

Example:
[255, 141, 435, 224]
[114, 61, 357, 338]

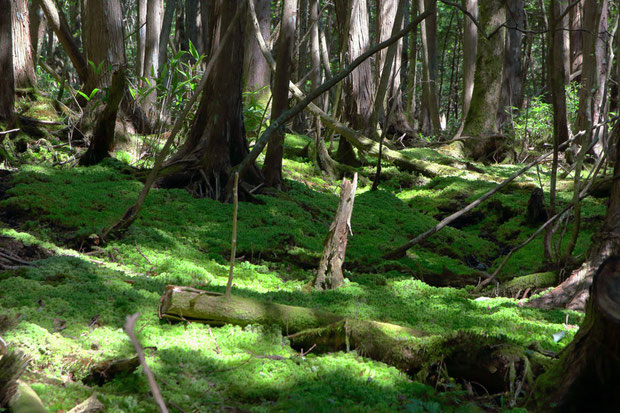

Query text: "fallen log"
[159, 286, 543, 394]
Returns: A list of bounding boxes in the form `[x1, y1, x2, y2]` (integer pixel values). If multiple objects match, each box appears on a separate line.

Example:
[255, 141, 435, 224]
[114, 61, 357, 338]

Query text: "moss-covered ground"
[0, 126, 607, 412]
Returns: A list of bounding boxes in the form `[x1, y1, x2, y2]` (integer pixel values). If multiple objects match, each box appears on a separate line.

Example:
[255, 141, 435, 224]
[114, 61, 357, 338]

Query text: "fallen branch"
[124, 313, 169, 413]
[383, 142, 570, 260]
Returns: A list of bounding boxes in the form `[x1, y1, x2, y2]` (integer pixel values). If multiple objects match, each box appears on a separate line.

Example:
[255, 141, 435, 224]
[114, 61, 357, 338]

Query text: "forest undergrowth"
[0, 100, 608, 412]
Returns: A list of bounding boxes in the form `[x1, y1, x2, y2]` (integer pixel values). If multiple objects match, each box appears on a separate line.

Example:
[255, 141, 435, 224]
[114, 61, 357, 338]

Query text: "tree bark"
[334, 0, 374, 165]
[160, 0, 261, 200]
[498, 0, 524, 125]
[137, 0, 147, 78]
[418, 0, 441, 136]
[158, 0, 176, 73]
[11, 0, 36, 89]
[143, 0, 162, 118]
[185, 0, 202, 57]
[314, 174, 357, 290]
[0, 0, 14, 122]
[454, 0, 477, 139]
[569, 0, 584, 76]
[460, 0, 506, 160]
[28, 2, 47, 69]
[262, 0, 296, 189]
[243, 0, 271, 104]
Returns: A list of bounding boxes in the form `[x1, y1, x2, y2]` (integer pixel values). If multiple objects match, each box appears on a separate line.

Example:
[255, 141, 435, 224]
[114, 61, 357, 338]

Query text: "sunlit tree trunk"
[262, 0, 296, 189]
[0, 0, 14, 121]
[11, 0, 36, 89]
[143, 0, 162, 118]
[461, 0, 506, 160]
[137, 0, 146, 78]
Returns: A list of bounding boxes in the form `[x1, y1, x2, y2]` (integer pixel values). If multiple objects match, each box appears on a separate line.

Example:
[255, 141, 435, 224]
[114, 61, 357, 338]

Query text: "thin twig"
[124, 313, 169, 413]
[225, 172, 240, 298]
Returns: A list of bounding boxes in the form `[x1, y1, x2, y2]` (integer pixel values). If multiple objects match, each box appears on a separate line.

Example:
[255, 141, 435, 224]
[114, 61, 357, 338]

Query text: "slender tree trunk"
[461, 0, 506, 160]
[29, 2, 47, 69]
[334, 0, 374, 164]
[243, 0, 271, 104]
[0, 0, 14, 122]
[406, 0, 419, 129]
[456, 0, 477, 139]
[201, 0, 214, 54]
[143, 0, 162, 118]
[262, 0, 297, 189]
[137, 0, 146, 78]
[309, 0, 334, 176]
[161, 0, 262, 200]
[185, 0, 201, 58]
[158, 0, 176, 74]
[11, 0, 36, 89]
[569, 0, 584, 77]
[418, 0, 441, 136]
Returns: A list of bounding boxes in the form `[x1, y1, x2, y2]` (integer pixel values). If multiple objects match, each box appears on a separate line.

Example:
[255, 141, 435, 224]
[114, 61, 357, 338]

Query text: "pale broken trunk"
[314, 174, 358, 290]
[11, 0, 36, 88]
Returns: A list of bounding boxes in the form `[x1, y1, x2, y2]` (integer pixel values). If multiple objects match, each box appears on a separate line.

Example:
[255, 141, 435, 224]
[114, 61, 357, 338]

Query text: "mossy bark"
[461, 0, 506, 161]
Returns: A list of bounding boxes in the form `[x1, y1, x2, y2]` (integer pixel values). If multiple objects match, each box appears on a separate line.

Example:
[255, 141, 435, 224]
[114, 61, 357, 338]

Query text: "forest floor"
[0, 101, 609, 412]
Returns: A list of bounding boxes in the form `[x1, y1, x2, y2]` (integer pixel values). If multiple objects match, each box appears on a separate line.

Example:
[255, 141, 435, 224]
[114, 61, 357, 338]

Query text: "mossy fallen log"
[159, 286, 545, 394]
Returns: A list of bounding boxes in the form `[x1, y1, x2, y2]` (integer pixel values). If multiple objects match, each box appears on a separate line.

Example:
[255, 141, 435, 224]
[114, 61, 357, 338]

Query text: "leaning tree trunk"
[314, 174, 358, 290]
[0, 0, 14, 122]
[460, 0, 506, 160]
[159, 0, 261, 201]
[334, 0, 374, 165]
[262, 0, 296, 189]
[11, 0, 36, 89]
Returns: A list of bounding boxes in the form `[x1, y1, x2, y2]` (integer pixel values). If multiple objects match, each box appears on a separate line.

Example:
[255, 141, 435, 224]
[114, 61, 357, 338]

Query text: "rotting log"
[159, 287, 342, 335]
[159, 286, 546, 394]
[314, 174, 358, 290]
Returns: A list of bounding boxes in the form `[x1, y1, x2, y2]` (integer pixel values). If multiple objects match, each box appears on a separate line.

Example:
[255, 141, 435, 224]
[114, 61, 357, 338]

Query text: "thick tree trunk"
[569, 0, 584, 76]
[0, 0, 14, 122]
[334, 0, 374, 165]
[534, 258, 620, 411]
[243, 0, 271, 104]
[314, 174, 357, 290]
[498, 0, 524, 126]
[262, 0, 296, 189]
[460, 0, 506, 160]
[418, 0, 441, 136]
[160, 0, 261, 200]
[11, 0, 36, 89]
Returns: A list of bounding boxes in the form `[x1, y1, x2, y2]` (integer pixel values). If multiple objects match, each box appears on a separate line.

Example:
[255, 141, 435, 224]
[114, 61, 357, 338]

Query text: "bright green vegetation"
[0, 136, 604, 412]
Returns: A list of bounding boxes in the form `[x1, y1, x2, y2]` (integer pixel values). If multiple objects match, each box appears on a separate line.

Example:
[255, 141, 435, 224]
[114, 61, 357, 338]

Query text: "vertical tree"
[243, 0, 271, 104]
[143, 0, 162, 118]
[185, 0, 202, 56]
[160, 0, 262, 200]
[418, 0, 441, 136]
[11, 0, 36, 89]
[498, 0, 524, 125]
[158, 0, 176, 73]
[137, 0, 147, 78]
[455, 0, 477, 139]
[0, 0, 14, 122]
[262, 0, 297, 189]
[460, 0, 506, 160]
[334, 0, 374, 164]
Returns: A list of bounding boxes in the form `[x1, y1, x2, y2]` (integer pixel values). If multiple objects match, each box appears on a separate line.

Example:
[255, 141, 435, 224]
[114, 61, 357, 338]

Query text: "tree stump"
[314, 173, 358, 290]
[526, 187, 547, 225]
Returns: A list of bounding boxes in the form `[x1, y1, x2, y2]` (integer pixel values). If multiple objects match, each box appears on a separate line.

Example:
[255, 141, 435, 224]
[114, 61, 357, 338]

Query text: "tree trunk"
[569, 0, 584, 77]
[185, 0, 202, 57]
[334, 0, 374, 164]
[11, 0, 36, 89]
[0, 0, 13, 122]
[314, 174, 357, 290]
[143, 0, 162, 118]
[158, 0, 176, 73]
[418, 0, 441, 136]
[405, 0, 419, 129]
[29, 2, 47, 69]
[137, 0, 146, 78]
[460, 0, 506, 160]
[160, 0, 261, 201]
[376, 0, 409, 133]
[455, 0, 477, 139]
[262, 0, 296, 189]
[549, 0, 571, 146]
[498, 0, 524, 125]
[534, 257, 620, 411]
[243, 0, 271, 104]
